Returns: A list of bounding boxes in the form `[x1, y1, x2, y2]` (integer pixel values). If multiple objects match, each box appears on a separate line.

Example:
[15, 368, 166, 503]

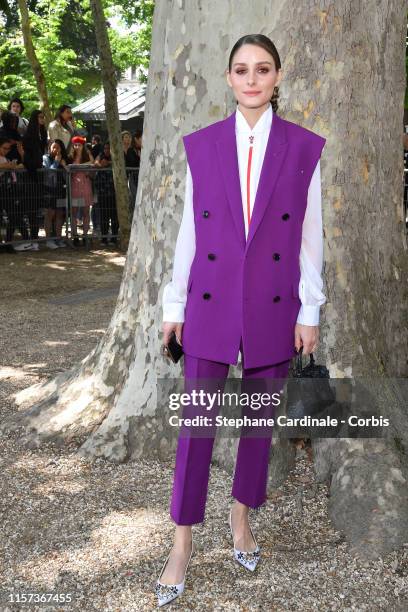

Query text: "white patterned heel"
[155, 537, 194, 607]
[229, 508, 260, 572]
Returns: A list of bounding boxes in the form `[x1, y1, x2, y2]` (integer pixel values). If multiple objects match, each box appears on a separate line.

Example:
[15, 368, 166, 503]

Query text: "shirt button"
[282, 213, 290, 220]
[203, 292, 211, 300]
[273, 253, 280, 261]
[273, 295, 281, 303]
[202, 210, 210, 218]
[208, 253, 216, 261]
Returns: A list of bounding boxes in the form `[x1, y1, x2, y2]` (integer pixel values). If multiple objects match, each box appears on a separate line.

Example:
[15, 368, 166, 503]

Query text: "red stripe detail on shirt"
[246, 145, 253, 226]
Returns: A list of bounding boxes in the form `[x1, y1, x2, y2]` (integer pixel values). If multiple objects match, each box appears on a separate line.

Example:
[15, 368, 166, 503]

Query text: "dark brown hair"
[228, 34, 281, 113]
[69, 141, 91, 164]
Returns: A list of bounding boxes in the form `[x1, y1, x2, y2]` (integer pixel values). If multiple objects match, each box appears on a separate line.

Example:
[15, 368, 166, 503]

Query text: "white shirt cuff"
[296, 304, 320, 326]
[163, 303, 185, 323]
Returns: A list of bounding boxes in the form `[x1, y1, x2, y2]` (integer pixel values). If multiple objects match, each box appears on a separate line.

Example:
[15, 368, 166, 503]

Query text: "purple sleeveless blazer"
[181, 110, 326, 368]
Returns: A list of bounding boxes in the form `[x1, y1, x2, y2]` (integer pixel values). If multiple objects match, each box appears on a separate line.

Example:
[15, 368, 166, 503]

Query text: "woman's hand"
[162, 321, 184, 346]
[16, 141, 24, 159]
[294, 323, 319, 355]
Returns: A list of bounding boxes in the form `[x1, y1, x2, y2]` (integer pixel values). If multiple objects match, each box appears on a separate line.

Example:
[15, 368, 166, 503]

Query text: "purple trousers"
[170, 344, 291, 525]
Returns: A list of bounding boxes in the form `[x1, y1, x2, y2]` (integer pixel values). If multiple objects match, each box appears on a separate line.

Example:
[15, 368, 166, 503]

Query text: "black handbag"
[286, 347, 336, 420]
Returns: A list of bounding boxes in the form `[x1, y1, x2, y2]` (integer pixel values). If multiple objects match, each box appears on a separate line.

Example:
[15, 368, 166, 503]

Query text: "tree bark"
[3, 0, 408, 558]
[17, 0, 52, 124]
[89, 0, 131, 248]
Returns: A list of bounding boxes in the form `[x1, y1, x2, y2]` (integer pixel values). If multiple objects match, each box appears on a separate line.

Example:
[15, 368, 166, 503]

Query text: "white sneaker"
[46, 240, 59, 249]
[13, 242, 34, 252]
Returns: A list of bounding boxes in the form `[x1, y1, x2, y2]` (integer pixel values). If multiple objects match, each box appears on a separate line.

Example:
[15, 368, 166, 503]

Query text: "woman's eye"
[236, 68, 269, 74]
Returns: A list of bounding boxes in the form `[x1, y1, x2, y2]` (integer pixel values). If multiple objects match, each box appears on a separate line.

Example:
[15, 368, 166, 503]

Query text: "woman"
[6, 97, 29, 137]
[132, 129, 142, 166]
[21, 110, 48, 248]
[122, 130, 139, 220]
[122, 130, 139, 167]
[157, 34, 326, 605]
[0, 137, 27, 250]
[48, 105, 76, 153]
[0, 111, 24, 164]
[94, 141, 118, 245]
[68, 135, 94, 246]
[0, 113, 32, 250]
[43, 139, 69, 249]
[22, 110, 48, 169]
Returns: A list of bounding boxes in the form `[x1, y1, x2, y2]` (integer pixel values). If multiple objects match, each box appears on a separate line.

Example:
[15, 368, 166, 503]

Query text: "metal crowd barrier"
[0, 166, 139, 250]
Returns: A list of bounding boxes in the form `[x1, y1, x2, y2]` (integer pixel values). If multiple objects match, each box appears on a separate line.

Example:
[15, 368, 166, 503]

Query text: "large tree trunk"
[17, 0, 52, 124]
[90, 0, 131, 248]
[3, 1, 407, 559]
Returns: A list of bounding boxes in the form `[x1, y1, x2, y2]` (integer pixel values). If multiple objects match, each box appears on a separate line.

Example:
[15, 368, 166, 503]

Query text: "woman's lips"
[244, 91, 261, 96]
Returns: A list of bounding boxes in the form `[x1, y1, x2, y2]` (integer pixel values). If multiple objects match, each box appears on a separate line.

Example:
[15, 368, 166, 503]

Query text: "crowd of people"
[0, 97, 142, 252]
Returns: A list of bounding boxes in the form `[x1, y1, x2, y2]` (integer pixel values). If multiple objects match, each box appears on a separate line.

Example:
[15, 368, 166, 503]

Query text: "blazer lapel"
[215, 112, 246, 247]
[245, 113, 288, 252]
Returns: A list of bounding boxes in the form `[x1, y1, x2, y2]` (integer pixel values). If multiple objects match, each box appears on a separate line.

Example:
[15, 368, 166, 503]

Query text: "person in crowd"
[91, 134, 103, 160]
[122, 130, 139, 167]
[43, 139, 69, 249]
[19, 110, 48, 249]
[132, 129, 143, 166]
[94, 141, 118, 245]
[123, 130, 140, 220]
[5, 97, 29, 137]
[0, 138, 17, 170]
[0, 111, 24, 164]
[0, 137, 31, 251]
[68, 135, 94, 245]
[22, 110, 48, 168]
[0, 114, 34, 250]
[48, 105, 76, 153]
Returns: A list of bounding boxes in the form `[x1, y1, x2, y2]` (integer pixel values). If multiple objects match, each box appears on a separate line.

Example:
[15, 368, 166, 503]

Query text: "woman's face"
[61, 108, 73, 122]
[38, 113, 45, 126]
[0, 142, 11, 156]
[73, 142, 83, 155]
[122, 133, 132, 147]
[50, 142, 61, 157]
[226, 44, 282, 110]
[10, 102, 22, 115]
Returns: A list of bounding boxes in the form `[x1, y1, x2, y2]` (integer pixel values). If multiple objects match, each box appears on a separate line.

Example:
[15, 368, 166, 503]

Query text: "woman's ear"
[226, 69, 232, 89]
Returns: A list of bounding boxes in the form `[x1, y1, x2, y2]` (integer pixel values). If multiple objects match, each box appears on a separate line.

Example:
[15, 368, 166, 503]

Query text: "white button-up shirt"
[162, 103, 326, 326]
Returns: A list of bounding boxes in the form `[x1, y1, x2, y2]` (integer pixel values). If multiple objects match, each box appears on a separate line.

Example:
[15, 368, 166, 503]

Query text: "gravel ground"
[1, 246, 408, 612]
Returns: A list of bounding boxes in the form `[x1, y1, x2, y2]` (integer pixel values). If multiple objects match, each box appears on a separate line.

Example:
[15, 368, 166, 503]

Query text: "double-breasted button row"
[203, 208, 289, 221]
[203, 292, 281, 302]
[202, 248, 215, 298]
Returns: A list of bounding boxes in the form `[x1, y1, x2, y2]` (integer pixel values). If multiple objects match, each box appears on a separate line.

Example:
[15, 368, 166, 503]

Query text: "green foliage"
[0, 0, 153, 115]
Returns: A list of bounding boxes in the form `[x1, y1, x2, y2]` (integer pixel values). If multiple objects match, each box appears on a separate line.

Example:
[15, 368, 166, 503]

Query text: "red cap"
[71, 136, 86, 144]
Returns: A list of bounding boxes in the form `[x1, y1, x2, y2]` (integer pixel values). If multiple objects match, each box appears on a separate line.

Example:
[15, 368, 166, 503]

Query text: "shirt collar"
[235, 102, 273, 135]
